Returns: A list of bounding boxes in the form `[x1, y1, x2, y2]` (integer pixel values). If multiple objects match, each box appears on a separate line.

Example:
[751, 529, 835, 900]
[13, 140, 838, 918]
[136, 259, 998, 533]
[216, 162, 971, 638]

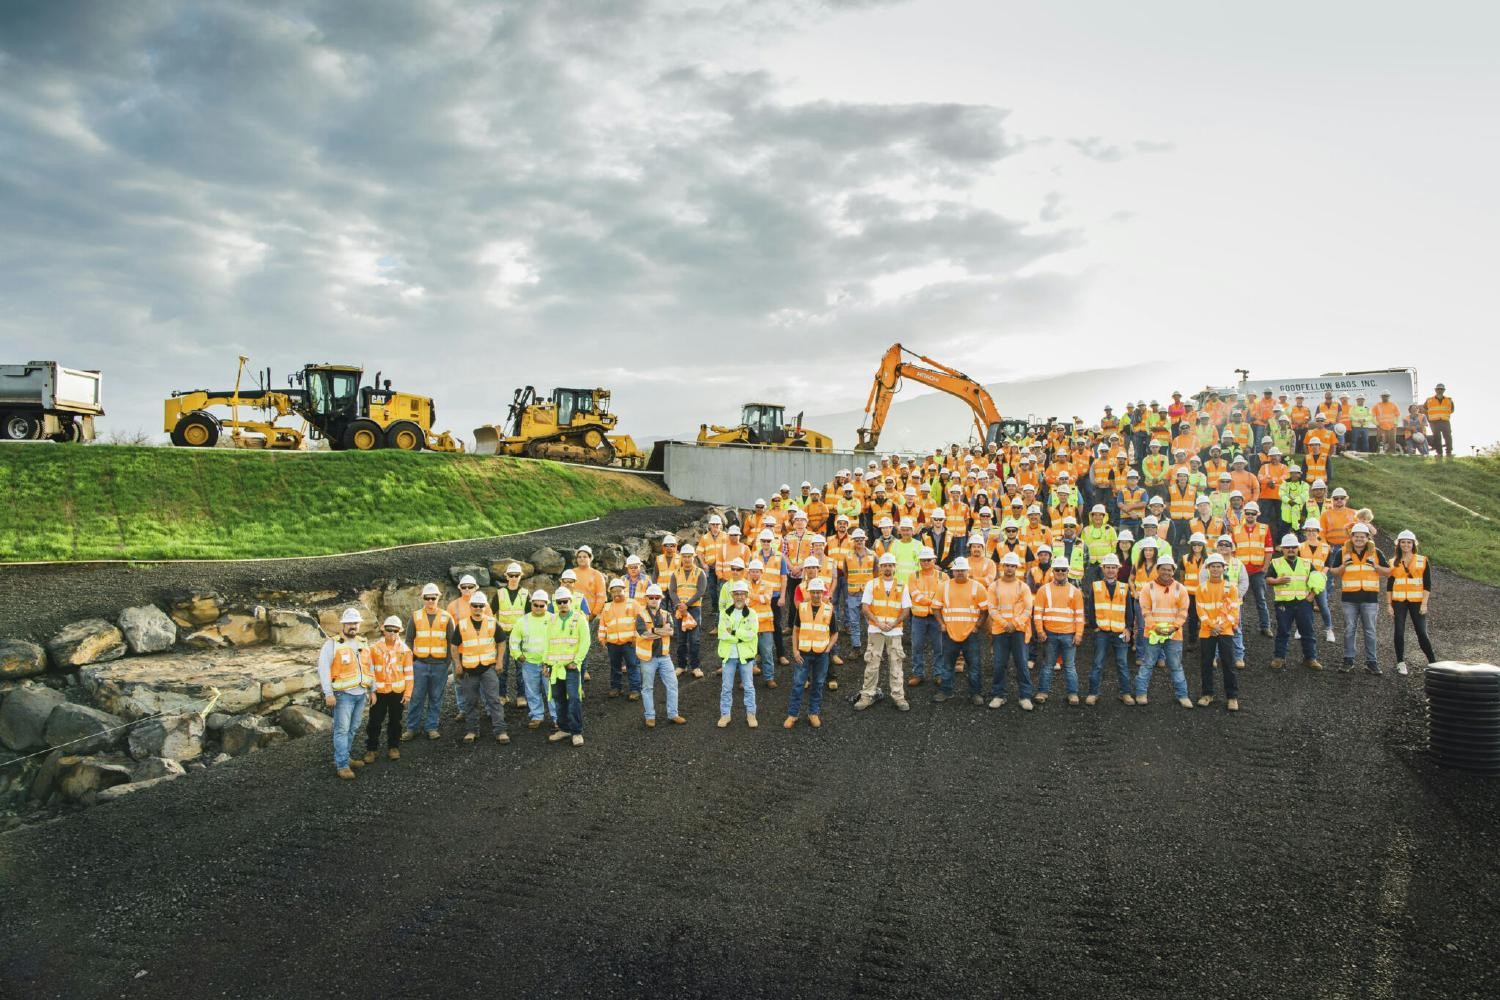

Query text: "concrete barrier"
[660, 442, 865, 508]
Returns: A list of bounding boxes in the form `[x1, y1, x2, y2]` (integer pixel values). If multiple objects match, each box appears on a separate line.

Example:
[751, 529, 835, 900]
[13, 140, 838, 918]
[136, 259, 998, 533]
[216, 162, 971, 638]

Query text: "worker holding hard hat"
[1133, 556, 1193, 709]
[318, 607, 374, 780]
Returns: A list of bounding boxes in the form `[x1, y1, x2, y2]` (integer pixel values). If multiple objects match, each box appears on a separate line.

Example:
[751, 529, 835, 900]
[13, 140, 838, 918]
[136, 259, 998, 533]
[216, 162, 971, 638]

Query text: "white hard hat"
[835, 514, 850, 524]
[459, 574, 478, 587]
[1138, 537, 1158, 550]
[1126, 469, 1140, 478]
[662, 535, 677, 545]
[1396, 529, 1417, 543]
[1062, 516, 1078, 526]
[1190, 532, 1206, 544]
[1244, 501, 1260, 513]
[530, 589, 550, 603]
[552, 588, 573, 601]
[879, 516, 894, 528]
[421, 583, 441, 597]
[1268, 447, 1282, 456]
[1001, 552, 1022, 566]
[898, 517, 915, 529]
[1051, 556, 1070, 570]
[792, 509, 807, 520]
[1155, 555, 1175, 567]
[1037, 544, 1053, 554]
[1204, 553, 1226, 566]
[1028, 504, 1042, 515]
[1195, 496, 1212, 507]
[1217, 534, 1235, 546]
[382, 615, 402, 629]
[809, 534, 826, 544]
[1331, 487, 1349, 498]
[850, 528, 867, 539]
[609, 578, 626, 590]
[755, 498, 767, 507]
[1287, 464, 1302, 473]
[1303, 518, 1321, 531]
[504, 562, 523, 575]
[1218, 472, 1233, 481]
[951, 557, 970, 571]
[560, 569, 577, 581]
[1117, 530, 1134, 542]
[1142, 516, 1159, 526]
[576, 544, 593, 555]
[681, 544, 695, 555]
[919, 547, 937, 560]
[469, 592, 489, 607]
[979, 506, 994, 516]
[1229, 490, 1244, 499]
[1150, 495, 1166, 506]
[931, 508, 946, 519]
[758, 529, 774, 540]
[802, 556, 820, 569]
[878, 553, 897, 565]
[808, 577, 827, 591]
[801, 480, 812, 488]
[645, 584, 664, 597]
[1311, 479, 1327, 489]
[1100, 554, 1120, 567]
[904, 486, 917, 496]
[708, 514, 723, 524]
[340, 608, 364, 624]
[625, 554, 642, 565]
[1091, 503, 1108, 514]
[968, 534, 985, 547]
[747, 558, 764, 571]
[1280, 534, 1301, 547]
[727, 525, 742, 535]
[1350, 523, 1371, 535]
[728, 557, 745, 569]
[731, 579, 750, 594]
[1057, 470, 1070, 480]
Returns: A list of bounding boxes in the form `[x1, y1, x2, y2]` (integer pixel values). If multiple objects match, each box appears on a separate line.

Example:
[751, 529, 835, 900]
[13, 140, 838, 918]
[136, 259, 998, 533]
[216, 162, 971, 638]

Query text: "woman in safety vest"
[1387, 530, 1436, 676]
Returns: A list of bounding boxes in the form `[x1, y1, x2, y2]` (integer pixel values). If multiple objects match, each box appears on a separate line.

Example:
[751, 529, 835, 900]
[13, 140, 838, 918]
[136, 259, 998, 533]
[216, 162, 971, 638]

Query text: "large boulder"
[0, 684, 67, 750]
[182, 612, 270, 650]
[490, 559, 534, 580]
[133, 756, 187, 781]
[0, 639, 48, 679]
[315, 589, 382, 636]
[43, 703, 126, 754]
[97, 774, 181, 803]
[269, 610, 324, 648]
[380, 583, 428, 622]
[277, 704, 333, 738]
[449, 564, 492, 587]
[529, 547, 566, 575]
[220, 715, 289, 756]
[126, 711, 204, 762]
[80, 647, 319, 720]
[594, 544, 628, 574]
[27, 748, 68, 803]
[47, 619, 128, 668]
[57, 754, 135, 801]
[168, 591, 225, 627]
[116, 605, 178, 655]
[520, 575, 557, 599]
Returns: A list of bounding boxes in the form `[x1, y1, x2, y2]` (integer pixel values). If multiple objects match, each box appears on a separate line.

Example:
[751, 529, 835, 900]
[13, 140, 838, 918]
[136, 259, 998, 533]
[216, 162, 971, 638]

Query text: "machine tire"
[386, 421, 424, 452]
[2, 412, 43, 441]
[343, 419, 383, 451]
[62, 420, 84, 443]
[170, 412, 219, 448]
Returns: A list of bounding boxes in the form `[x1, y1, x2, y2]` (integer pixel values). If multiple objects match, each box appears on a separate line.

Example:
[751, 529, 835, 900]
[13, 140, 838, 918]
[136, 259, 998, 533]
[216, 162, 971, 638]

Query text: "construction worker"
[402, 583, 451, 742]
[745, 559, 778, 686]
[636, 585, 685, 728]
[920, 509, 960, 569]
[1133, 556, 1193, 709]
[1388, 530, 1436, 676]
[1087, 553, 1131, 706]
[446, 574, 485, 719]
[494, 563, 529, 708]
[1141, 441, 1169, 489]
[319, 607, 373, 780]
[362, 616, 413, 764]
[669, 545, 708, 679]
[449, 591, 510, 745]
[1329, 522, 1388, 674]
[840, 529, 876, 663]
[1372, 392, 1402, 454]
[1298, 519, 1335, 641]
[1233, 502, 1274, 637]
[717, 579, 759, 729]
[698, 513, 725, 609]
[1116, 469, 1146, 538]
[1256, 449, 1289, 537]
[509, 590, 556, 730]
[1423, 383, 1453, 457]
[545, 588, 590, 747]
[785, 577, 837, 728]
[752, 530, 789, 667]
[599, 579, 642, 700]
[716, 556, 747, 615]
[905, 547, 946, 687]
[1320, 487, 1358, 547]
[1032, 557, 1085, 704]
[1348, 394, 1374, 452]
[932, 556, 989, 705]
[1166, 470, 1197, 549]
[1195, 554, 1241, 711]
[1279, 465, 1309, 531]
[852, 553, 909, 712]
[1266, 534, 1324, 671]
[988, 552, 1035, 710]
[572, 545, 608, 631]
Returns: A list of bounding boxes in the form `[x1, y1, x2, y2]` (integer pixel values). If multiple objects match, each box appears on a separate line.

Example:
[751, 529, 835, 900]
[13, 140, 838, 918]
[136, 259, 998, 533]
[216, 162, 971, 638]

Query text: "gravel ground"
[1, 559, 1497, 999]
[0, 503, 706, 643]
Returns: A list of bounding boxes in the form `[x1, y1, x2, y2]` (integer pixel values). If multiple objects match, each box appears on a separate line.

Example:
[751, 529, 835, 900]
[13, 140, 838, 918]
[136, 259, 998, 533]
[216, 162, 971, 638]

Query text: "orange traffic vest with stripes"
[634, 606, 672, 660]
[1168, 483, 1197, 521]
[907, 567, 945, 617]
[1258, 463, 1288, 500]
[810, 555, 838, 592]
[988, 576, 1032, 636]
[1340, 545, 1382, 594]
[1140, 580, 1189, 640]
[868, 498, 896, 525]
[1034, 582, 1084, 636]
[1321, 506, 1357, 546]
[1091, 579, 1128, 633]
[796, 601, 834, 652]
[1195, 577, 1239, 638]
[369, 638, 413, 694]
[1233, 523, 1270, 571]
[410, 608, 452, 660]
[843, 549, 875, 591]
[1190, 515, 1223, 541]
[826, 532, 853, 566]
[937, 578, 985, 642]
[672, 564, 703, 606]
[748, 580, 776, 632]
[1299, 540, 1330, 571]
[720, 540, 750, 569]
[866, 577, 906, 626]
[784, 532, 814, 572]
[1390, 554, 1428, 603]
[1426, 396, 1453, 421]
[755, 548, 785, 592]
[698, 530, 724, 566]
[942, 500, 970, 533]
[457, 617, 499, 670]
[600, 599, 640, 644]
[327, 636, 373, 691]
[1304, 453, 1329, 484]
[656, 552, 679, 586]
[1180, 552, 1204, 591]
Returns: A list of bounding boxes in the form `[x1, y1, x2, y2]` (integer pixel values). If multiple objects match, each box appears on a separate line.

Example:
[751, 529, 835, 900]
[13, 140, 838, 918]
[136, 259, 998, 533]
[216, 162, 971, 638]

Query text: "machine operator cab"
[553, 387, 610, 426]
[741, 403, 802, 445]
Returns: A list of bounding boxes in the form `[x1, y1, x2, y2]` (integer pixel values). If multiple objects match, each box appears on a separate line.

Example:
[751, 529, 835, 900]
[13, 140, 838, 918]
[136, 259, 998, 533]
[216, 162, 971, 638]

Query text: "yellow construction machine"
[163, 357, 463, 451]
[697, 402, 833, 452]
[473, 386, 646, 467]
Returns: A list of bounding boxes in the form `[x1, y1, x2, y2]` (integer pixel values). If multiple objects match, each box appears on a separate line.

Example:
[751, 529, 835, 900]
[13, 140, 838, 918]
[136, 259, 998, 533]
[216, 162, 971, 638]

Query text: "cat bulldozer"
[473, 386, 647, 468]
[696, 402, 833, 452]
[163, 357, 463, 452]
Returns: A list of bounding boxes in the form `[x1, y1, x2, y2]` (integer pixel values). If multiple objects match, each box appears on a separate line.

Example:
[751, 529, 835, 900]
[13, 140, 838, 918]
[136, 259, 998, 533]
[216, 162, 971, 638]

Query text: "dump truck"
[163, 357, 463, 451]
[473, 386, 647, 467]
[697, 403, 833, 452]
[0, 361, 104, 442]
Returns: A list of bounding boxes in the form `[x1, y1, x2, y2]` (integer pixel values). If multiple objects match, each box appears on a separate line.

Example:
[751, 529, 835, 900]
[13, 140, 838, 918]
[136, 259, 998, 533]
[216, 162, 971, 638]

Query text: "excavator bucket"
[608, 435, 647, 468]
[472, 424, 505, 455]
[426, 430, 466, 453]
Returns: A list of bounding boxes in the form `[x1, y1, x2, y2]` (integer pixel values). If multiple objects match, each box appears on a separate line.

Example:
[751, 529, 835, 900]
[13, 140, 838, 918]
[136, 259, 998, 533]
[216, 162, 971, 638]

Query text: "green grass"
[0, 445, 673, 562]
[1335, 454, 1500, 586]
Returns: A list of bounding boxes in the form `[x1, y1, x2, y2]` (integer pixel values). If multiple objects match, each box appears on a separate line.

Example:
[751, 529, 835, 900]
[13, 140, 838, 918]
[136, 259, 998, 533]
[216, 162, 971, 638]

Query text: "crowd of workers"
[315, 385, 1453, 778]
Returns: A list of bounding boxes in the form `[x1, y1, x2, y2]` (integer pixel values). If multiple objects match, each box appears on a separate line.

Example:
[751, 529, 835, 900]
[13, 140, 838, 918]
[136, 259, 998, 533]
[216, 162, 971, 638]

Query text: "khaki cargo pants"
[862, 632, 907, 702]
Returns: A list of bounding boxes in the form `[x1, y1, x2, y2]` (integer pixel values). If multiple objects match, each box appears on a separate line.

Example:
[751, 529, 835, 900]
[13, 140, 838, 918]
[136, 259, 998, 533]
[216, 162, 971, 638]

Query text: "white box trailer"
[1200, 368, 1418, 413]
[0, 361, 104, 442]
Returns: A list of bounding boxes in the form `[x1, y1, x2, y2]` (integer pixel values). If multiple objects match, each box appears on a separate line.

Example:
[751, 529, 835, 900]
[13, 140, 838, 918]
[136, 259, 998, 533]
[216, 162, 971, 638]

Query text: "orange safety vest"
[1299, 541, 1330, 572]
[1168, 483, 1197, 521]
[369, 639, 413, 694]
[1390, 554, 1428, 603]
[748, 580, 776, 632]
[698, 530, 724, 567]
[1195, 578, 1239, 638]
[1233, 523, 1270, 571]
[988, 577, 1031, 636]
[456, 617, 499, 670]
[755, 549, 785, 593]
[1340, 545, 1382, 594]
[327, 637, 373, 692]
[656, 552, 679, 586]
[1372, 402, 1401, 429]
[599, 599, 640, 644]
[1090, 580, 1127, 633]
[936, 578, 986, 642]
[1180, 553, 1204, 591]
[634, 607, 672, 660]
[410, 609, 451, 660]
[907, 568, 945, 617]
[865, 577, 906, 626]
[1034, 582, 1083, 637]
[796, 601, 834, 653]
[1321, 506, 1358, 547]
[1258, 464, 1288, 500]
[1140, 580, 1189, 641]
[843, 549, 875, 591]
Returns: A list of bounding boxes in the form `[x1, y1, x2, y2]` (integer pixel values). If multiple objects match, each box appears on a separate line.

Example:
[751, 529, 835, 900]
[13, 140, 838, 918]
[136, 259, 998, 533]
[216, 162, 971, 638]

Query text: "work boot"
[971, 695, 985, 707]
[692, 668, 704, 679]
[498, 696, 510, 708]
[747, 714, 758, 729]
[907, 675, 924, 687]
[607, 690, 621, 699]
[670, 716, 687, 724]
[717, 715, 731, 728]
[388, 748, 400, 760]
[1396, 661, 1409, 676]
[571, 734, 584, 747]
[362, 751, 377, 765]
[1120, 694, 1135, 706]
[1226, 699, 1240, 712]
[496, 732, 510, 744]
[1067, 694, 1080, 706]
[832, 654, 844, 665]
[1019, 698, 1034, 711]
[932, 692, 951, 703]
[427, 729, 441, 740]
[988, 697, 1006, 709]
[1197, 695, 1214, 707]
[808, 714, 822, 729]
[1234, 659, 1245, 669]
[778, 656, 789, 666]
[349, 758, 366, 769]
[1339, 659, 1354, 673]
[767, 678, 778, 689]
[645, 718, 657, 729]
[517, 697, 528, 710]
[783, 716, 797, 729]
[1034, 693, 1048, 704]
[583, 671, 592, 682]
[1269, 658, 1285, 670]
[336, 767, 356, 780]
[827, 679, 839, 691]
[1178, 697, 1194, 710]
[1324, 628, 1336, 642]
[1306, 659, 1324, 671]
[1084, 694, 1097, 706]
[627, 692, 640, 702]
[1364, 662, 1381, 676]
[462, 733, 476, 744]
[893, 699, 911, 712]
[528, 719, 542, 729]
[753, 666, 762, 676]
[855, 695, 875, 711]
[1136, 695, 1149, 706]
[400, 729, 415, 742]
[1260, 627, 1273, 638]
[547, 730, 569, 743]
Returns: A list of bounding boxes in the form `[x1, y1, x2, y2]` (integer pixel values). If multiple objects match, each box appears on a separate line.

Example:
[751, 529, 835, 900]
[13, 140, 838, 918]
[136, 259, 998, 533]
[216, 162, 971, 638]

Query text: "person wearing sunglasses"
[444, 574, 488, 721]
[446, 591, 510, 745]
[545, 588, 591, 747]
[510, 590, 558, 730]
[364, 615, 413, 763]
[402, 583, 452, 741]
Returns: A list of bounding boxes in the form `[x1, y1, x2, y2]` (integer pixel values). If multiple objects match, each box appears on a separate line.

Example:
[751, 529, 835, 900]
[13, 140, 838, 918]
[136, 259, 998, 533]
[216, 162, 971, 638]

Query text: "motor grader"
[697, 402, 833, 451]
[163, 357, 463, 452]
[473, 386, 646, 467]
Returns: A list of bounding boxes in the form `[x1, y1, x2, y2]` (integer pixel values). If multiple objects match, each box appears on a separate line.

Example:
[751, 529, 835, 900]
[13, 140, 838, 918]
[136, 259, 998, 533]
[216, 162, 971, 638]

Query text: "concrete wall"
[661, 442, 865, 508]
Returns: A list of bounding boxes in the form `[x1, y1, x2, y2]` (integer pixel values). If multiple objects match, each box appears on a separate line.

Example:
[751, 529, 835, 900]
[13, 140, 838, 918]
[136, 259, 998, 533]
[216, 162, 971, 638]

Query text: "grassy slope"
[0, 445, 673, 562]
[1335, 454, 1500, 586]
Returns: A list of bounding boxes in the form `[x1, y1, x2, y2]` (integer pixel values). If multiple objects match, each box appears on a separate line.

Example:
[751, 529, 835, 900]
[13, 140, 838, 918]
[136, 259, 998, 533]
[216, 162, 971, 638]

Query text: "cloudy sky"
[3, 0, 1495, 450]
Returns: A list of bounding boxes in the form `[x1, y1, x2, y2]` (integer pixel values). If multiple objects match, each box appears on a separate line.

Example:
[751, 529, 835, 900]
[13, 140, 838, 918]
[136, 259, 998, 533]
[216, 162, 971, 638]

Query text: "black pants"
[1393, 603, 1436, 663]
[769, 594, 786, 660]
[366, 691, 403, 751]
[1429, 420, 1453, 457]
[1200, 635, 1239, 698]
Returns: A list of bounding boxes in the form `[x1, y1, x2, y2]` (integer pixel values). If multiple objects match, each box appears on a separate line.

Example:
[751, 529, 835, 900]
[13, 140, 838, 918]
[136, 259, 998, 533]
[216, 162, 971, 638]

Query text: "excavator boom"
[855, 343, 1002, 451]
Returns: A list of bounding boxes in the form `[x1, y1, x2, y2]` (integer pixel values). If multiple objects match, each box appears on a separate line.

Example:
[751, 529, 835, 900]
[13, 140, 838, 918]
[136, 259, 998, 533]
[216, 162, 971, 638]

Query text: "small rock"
[43, 703, 126, 754]
[97, 774, 180, 803]
[0, 639, 48, 679]
[529, 547, 566, 575]
[46, 619, 128, 668]
[116, 605, 178, 655]
[595, 544, 628, 573]
[27, 748, 68, 802]
[210, 752, 231, 766]
[133, 756, 187, 781]
[277, 704, 333, 738]
[269, 609, 324, 648]
[205, 712, 234, 732]
[182, 613, 269, 649]
[126, 712, 204, 762]
[0, 684, 67, 750]
[57, 754, 134, 801]
[168, 591, 225, 628]
[220, 715, 289, 756]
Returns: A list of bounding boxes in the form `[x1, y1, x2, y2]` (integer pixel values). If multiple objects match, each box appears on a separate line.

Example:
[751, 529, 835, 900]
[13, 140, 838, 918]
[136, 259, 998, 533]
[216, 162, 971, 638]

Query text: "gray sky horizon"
[3, 0, 1495, 451]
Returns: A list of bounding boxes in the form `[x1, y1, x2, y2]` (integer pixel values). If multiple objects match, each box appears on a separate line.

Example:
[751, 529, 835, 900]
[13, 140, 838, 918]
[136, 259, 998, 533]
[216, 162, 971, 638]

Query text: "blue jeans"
[1246, 573, 1270, 631]
[910, 615, 944, 679]
[1342, 599, 1378, 665]
[757, 633, 776, 682]
[404, 659, 448, 732]
[1089, 631, 1130, 696]
[989, 631, 1032, 699]
[1232, 624, 1245, 663]
[843, 593, 864, 651]
[453, 665, 470, 716]
[607, 643, 641, 693]
[674, 606, 702, 671]
[1134, 639, 1187, 698]
[331, 690, 367, 768]
[641, 655, 679, 721]
[1275, 601, 1317, 659]
[720, 656, 756, 717]
[938, 631, 984, 696]
[1038, 632, 1079, 696]
[499, 642, 523, 699]
[520, 661, 555, 722]
[788, 650, 830, 717]
[550, 668, 584, 734]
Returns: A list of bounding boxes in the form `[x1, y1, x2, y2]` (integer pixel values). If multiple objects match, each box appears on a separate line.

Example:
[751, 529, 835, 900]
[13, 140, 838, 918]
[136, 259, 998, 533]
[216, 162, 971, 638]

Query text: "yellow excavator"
[163, 356, 463, 451]
[473, 386, 647, 467]
[697, 402, 833, 452]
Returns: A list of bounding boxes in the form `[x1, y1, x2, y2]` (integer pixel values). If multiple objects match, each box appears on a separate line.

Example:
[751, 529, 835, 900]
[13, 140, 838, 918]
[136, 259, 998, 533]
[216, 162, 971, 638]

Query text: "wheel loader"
[163, 357, 463, 452]
[473, 386, 646, 467]
[697, 403, 833, 452]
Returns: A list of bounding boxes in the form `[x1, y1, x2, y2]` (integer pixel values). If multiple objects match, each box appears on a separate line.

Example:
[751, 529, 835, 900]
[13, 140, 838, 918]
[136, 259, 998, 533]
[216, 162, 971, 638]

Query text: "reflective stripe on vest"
[410, 609, 451, 659]
[1091, 580, 1127, 632]
[457, 617, 498, 669]
[547, 613, 584, 664]
[601, 600, 638, 644]
[1037, 582, 1080, 634]
[634, 608, 672, 660]
[495, 588, 527, 631]
[1391, 555, 1427, 602]
[1270, 557, 1311, 601]
[328, 639, 372, 691]
[1234, 525, 1268, 569]
[370, 640, 411, 694]
[939, 579, 982, 638]
[797, 601, 834, 652]
[1169, 484, 1196, 521]
[1196, 579, 1236, 636]
[756, 550, 784, 592]
[843, 551, 875, 589]
[867, 579, 905, 622]
[1341, 547, 1381, 593]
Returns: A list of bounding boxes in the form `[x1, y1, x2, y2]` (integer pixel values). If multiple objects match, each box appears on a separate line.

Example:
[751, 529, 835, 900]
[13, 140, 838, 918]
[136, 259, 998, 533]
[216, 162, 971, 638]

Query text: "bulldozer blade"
[472, 425, 504, 455]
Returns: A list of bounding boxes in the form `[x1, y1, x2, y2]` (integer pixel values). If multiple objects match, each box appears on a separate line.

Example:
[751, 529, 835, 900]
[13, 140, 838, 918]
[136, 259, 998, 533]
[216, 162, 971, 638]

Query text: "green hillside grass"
[0, 445, 673, 562]
[1335, 454, 1500, 586]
